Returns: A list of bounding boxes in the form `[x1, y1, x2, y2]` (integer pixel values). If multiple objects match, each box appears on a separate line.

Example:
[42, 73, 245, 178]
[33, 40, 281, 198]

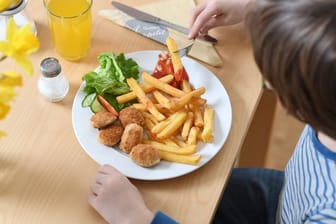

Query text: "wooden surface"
[264, 102, 304, 170]
[0, 1, 264, 223]
[238, 89, 277, 167]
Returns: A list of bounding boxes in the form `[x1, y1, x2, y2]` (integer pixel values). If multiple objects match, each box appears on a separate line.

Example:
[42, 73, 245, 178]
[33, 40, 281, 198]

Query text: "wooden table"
[0, 0, 265, 223]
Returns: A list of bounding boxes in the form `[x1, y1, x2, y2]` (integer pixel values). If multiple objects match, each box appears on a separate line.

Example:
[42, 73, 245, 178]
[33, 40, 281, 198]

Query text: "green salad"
[81, 52, 139, 113]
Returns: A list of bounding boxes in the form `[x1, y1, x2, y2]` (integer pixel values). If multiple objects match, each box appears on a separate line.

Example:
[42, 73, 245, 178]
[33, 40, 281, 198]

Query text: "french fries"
[156, 110, 187, 139]
[117, 36, 215, 166]
[142, 72, 185, 97]
[181, 112, 194, 141]
[166, 36, 183, 73]
[117, 74, 174, 104]
[144, 140, 196, 155]
[172, 87, 205, 111]
[187, 126, 199, 145]
[152, 90, 175, 109]
[181, 80, 192, 93]
[159, 151, 201, 165]
[127, 78, 166, 121]
[127, 72, 214, 165]
[201, 106, 214, 142]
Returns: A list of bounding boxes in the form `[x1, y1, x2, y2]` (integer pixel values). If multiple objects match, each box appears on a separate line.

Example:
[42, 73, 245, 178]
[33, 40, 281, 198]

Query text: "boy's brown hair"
[247, 0, 336, 138]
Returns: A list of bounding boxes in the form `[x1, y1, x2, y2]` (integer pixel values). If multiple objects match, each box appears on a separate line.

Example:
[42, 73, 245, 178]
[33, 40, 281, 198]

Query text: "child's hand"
[188, 0, 251, 39]
[88, 165, 154, 224]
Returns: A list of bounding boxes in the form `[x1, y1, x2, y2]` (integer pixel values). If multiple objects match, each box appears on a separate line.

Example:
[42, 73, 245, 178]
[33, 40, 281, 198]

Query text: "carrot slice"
[97, 95, 119, 116]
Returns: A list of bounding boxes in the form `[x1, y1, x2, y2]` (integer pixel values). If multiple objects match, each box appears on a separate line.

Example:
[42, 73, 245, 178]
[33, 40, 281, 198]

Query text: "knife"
[111, 1, 218, 44]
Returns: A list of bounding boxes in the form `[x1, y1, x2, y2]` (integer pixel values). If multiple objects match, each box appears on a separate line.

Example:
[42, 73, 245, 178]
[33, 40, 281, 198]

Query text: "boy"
[88, 0, 336, 223]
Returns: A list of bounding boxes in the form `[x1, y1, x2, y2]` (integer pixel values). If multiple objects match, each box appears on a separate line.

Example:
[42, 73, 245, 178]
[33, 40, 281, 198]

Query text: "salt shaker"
[38, 57, 69, 102]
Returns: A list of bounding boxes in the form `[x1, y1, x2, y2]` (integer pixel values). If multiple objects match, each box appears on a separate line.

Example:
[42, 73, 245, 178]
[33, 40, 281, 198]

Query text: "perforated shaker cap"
[40, 57, 62, 78]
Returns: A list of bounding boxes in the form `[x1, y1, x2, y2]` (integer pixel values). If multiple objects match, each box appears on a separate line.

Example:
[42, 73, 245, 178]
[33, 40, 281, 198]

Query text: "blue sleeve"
[151, 210, 179, 224]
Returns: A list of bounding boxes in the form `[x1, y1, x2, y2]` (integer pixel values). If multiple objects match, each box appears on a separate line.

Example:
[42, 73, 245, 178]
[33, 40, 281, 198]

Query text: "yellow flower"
[0, 102, 10, 119]
[0, 70, 22, 86]
[0, 71, 22, 120]
[0, 15, 39, 137]
[0, 17, 39, 75]
[0, 0, 17, 11]
[0, 85, 16, 119]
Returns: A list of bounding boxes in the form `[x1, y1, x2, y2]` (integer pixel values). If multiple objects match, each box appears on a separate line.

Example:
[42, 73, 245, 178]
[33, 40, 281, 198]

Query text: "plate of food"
[72, 48, 232, 180]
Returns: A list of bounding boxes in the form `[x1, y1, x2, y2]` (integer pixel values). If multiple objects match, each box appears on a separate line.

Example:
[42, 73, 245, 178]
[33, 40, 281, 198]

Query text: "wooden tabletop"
[0, 0, 263, 223]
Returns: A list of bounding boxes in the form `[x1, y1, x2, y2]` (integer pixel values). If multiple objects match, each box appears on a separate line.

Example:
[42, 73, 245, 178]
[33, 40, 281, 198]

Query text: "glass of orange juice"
[43, 0, 92, 61]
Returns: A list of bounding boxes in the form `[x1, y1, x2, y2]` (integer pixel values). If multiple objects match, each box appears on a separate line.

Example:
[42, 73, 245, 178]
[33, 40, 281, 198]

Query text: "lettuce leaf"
[82, 52, 139, 95]
[81, 52, 139, 111]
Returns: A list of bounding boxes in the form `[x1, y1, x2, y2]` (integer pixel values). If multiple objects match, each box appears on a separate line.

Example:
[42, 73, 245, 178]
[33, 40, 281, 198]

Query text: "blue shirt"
[151, 211, 179, 224]
[279, 125, 336, 223]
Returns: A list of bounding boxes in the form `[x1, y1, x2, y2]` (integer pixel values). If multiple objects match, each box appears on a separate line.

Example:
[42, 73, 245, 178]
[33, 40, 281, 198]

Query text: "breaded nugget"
[119, 107, 145, 127]
[130, 144, 160, 167]
[98, 124, 124, 147]
[91, 111, 117, 128]
[119, 123, 143, 153]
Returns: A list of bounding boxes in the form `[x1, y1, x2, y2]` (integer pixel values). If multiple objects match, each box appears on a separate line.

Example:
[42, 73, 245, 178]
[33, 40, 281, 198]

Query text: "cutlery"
[111, 1, 218, 45]
[174, 42, 194, 57]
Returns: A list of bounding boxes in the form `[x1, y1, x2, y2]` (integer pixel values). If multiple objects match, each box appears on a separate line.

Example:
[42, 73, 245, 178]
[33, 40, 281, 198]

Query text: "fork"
[173, 42, 194, 57]
[173, 33, 218, 57]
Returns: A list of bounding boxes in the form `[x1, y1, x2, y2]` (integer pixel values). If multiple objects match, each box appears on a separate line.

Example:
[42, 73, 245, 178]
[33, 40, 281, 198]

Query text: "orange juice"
[44, 0, 92, 61]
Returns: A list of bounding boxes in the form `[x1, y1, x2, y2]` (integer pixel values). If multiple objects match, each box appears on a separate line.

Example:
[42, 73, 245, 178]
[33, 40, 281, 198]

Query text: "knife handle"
[197, 34, 218, 44]
[158, 19, 218, 45]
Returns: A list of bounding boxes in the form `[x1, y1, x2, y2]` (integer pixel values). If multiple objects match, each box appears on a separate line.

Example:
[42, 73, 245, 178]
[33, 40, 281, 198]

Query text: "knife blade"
[111, 1, 217, 44]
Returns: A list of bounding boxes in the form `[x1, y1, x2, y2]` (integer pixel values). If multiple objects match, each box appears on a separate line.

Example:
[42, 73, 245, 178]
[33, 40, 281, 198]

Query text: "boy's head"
[247, 0, 336, 138]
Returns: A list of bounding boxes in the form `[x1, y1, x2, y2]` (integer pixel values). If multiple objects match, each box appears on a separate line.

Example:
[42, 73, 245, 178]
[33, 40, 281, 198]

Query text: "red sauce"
[151, 52, 189, 89]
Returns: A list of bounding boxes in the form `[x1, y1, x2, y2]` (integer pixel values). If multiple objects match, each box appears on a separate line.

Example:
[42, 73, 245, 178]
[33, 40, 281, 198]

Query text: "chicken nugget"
[130, 144, 160, 167]
[119, 107, 145, 127]
[120, 123, 143, 154]
[91, 111, 117, 129]
[98, 124, 124, 147]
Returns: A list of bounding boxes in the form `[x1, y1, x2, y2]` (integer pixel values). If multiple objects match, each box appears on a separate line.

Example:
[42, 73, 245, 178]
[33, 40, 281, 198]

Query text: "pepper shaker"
[38, 57, 69, 102]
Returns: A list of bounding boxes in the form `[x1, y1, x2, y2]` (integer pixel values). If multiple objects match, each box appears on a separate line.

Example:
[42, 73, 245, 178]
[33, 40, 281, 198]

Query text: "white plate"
[72, 50, 232, 180]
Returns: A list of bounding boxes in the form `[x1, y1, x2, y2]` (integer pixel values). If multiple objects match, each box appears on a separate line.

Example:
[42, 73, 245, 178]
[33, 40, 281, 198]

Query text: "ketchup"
[151, 53, 189, 89]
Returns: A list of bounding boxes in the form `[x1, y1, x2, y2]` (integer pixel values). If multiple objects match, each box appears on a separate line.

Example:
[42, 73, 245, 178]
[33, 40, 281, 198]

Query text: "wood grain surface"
[0, 1, 265, 223]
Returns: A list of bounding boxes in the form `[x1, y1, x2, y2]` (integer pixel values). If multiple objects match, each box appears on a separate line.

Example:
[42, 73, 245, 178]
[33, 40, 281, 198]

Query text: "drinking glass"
[43, 0, 92, 61]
